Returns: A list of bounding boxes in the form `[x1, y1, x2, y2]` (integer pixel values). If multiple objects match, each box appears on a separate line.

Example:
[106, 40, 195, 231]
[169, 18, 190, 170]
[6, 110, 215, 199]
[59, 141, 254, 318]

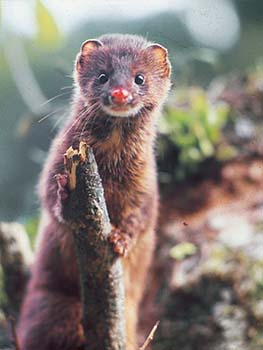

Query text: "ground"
[139, 156, 263, 350]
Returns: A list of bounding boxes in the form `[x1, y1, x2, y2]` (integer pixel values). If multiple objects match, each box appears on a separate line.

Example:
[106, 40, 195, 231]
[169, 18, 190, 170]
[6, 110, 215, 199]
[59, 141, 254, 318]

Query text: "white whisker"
[62, 109, 87, 139]
[62, 105, 92, 138]
[60, 86, 73, 91]
[80, 103, 101, 139]
[50, 110, 69, 133]
[38, 106, 65, 123]
[41, 92, 71, 107]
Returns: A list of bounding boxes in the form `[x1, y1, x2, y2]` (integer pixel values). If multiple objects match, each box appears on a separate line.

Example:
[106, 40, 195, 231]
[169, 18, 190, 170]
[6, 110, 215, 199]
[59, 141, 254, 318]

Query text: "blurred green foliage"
[159, 87, 232, 179]
[170, 242, 197, 260]
[35, 0, 61, 49]
[25, 217, 39, 247]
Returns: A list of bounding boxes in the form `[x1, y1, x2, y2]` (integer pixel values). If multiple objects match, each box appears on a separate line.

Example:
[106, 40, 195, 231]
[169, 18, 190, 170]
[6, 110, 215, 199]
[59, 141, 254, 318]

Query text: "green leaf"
[199, 138, 214, 157]
[170, 242, 197, 260]
[172, 133, 196, 147]
[191, 90, 207, 114]
[187, 147, 202, 161]
[35, 0, 61, 48]
[216, 144, 237, 161]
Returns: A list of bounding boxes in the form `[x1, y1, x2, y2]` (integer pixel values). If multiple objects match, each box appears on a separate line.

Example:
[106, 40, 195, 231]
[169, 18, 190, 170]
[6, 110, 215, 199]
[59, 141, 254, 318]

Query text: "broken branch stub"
[62, 141, 126, 350]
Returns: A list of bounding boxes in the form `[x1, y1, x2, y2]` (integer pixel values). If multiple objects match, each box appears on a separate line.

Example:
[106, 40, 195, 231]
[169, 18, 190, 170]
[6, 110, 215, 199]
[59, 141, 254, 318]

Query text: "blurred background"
[0, 0, 262, 221]
[0, 1, 263, 349]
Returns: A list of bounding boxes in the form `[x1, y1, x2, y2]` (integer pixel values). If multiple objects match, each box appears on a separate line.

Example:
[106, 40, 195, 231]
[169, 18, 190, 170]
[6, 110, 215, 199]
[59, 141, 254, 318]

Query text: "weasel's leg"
[122, 228, 156, 350]
[55, 173, 69, 200]
[125, 293, 139, 350]
[18, 288, 84, 350]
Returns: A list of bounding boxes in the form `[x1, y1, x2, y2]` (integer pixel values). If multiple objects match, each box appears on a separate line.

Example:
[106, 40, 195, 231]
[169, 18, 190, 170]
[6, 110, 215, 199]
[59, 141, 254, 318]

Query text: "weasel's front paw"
[109, 228, 132, 257]
[55, 173, 69, 200]
[54, 173, 69, 221]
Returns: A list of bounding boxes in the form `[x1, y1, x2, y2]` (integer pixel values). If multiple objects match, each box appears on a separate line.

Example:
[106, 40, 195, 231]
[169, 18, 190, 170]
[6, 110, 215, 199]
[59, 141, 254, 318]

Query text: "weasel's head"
[74, 34, 171, 118]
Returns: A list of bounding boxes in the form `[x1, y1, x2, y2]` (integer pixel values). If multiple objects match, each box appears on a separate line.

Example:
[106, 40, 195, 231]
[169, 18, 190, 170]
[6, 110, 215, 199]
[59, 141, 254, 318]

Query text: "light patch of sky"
[2, 0, 36, 36]
[185, 0, 240, 50]
[42, 0, 191, 30]
[1, 0, 240, 51]
[1, 0, 190, 36]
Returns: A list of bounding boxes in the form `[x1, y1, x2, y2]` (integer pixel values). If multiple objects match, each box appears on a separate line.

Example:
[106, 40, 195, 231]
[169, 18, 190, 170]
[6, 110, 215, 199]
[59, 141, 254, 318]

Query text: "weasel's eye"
[135, 74, 145, 85]
[98, 73, 109, 84]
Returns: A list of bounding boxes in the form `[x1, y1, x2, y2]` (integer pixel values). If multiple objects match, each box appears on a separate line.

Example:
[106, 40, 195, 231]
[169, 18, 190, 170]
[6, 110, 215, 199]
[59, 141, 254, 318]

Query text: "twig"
[139, 321, 160, 350]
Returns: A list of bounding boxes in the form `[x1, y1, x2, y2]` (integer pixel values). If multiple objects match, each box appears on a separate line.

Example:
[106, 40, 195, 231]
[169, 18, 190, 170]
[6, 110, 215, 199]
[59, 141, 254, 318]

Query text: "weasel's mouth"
[101, 104, 142, 118]
[100, 87, 143, 117]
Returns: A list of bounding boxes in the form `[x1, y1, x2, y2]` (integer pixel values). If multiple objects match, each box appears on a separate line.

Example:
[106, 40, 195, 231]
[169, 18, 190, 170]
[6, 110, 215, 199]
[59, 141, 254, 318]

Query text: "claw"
[109, 229, 130, 257]
[55, 173, 69, 201]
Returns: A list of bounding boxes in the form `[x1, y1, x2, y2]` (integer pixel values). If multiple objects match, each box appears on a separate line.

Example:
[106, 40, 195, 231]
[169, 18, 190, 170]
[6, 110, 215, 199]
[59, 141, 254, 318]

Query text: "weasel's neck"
[69, 99, 156, 161]
[58, 99, 158, 216]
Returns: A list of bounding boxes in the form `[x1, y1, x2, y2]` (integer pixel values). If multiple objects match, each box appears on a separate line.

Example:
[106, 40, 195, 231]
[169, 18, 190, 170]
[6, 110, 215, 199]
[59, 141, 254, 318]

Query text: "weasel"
[18, 34, 171, 350]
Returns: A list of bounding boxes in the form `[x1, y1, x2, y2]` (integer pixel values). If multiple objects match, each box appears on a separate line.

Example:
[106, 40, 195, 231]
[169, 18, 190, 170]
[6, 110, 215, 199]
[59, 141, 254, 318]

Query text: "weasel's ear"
[146, 44, 171, 77]
[76, 39, 103, 71]
[81, 39, 103, 56]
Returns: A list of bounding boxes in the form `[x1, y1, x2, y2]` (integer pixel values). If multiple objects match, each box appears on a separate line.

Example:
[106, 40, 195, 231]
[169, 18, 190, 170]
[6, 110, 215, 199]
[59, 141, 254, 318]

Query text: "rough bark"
[62, 141, 126, 350]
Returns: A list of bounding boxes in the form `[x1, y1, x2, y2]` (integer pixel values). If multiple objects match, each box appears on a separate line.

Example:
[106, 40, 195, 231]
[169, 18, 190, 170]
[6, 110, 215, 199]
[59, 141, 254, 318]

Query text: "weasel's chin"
[101, 104, 142, 118]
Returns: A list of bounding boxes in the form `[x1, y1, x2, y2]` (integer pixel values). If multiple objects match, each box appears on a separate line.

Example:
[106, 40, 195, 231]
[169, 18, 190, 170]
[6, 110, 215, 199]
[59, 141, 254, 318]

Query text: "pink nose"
[111, 87, 130, 105]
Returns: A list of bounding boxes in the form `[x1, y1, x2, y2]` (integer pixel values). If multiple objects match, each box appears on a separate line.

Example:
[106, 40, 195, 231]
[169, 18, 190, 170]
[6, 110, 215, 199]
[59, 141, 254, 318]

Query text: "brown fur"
[18, 34, 171, 350]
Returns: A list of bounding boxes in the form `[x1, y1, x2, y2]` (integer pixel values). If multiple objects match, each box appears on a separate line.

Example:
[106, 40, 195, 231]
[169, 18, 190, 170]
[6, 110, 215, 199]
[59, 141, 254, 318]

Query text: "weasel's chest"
[92, 134, 154, 224]
[101, 174, 136, 225]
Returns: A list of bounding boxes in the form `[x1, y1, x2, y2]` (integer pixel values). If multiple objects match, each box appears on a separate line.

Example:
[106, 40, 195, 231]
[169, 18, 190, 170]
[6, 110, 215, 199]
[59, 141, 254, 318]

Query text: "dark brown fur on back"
[18, 34, 171, 350]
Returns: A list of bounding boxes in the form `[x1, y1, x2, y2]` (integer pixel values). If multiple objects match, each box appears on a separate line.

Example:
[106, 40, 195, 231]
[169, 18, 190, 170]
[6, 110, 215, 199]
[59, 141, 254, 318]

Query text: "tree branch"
[62, 141, 126, 350]
[0, 222, 34, 315]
